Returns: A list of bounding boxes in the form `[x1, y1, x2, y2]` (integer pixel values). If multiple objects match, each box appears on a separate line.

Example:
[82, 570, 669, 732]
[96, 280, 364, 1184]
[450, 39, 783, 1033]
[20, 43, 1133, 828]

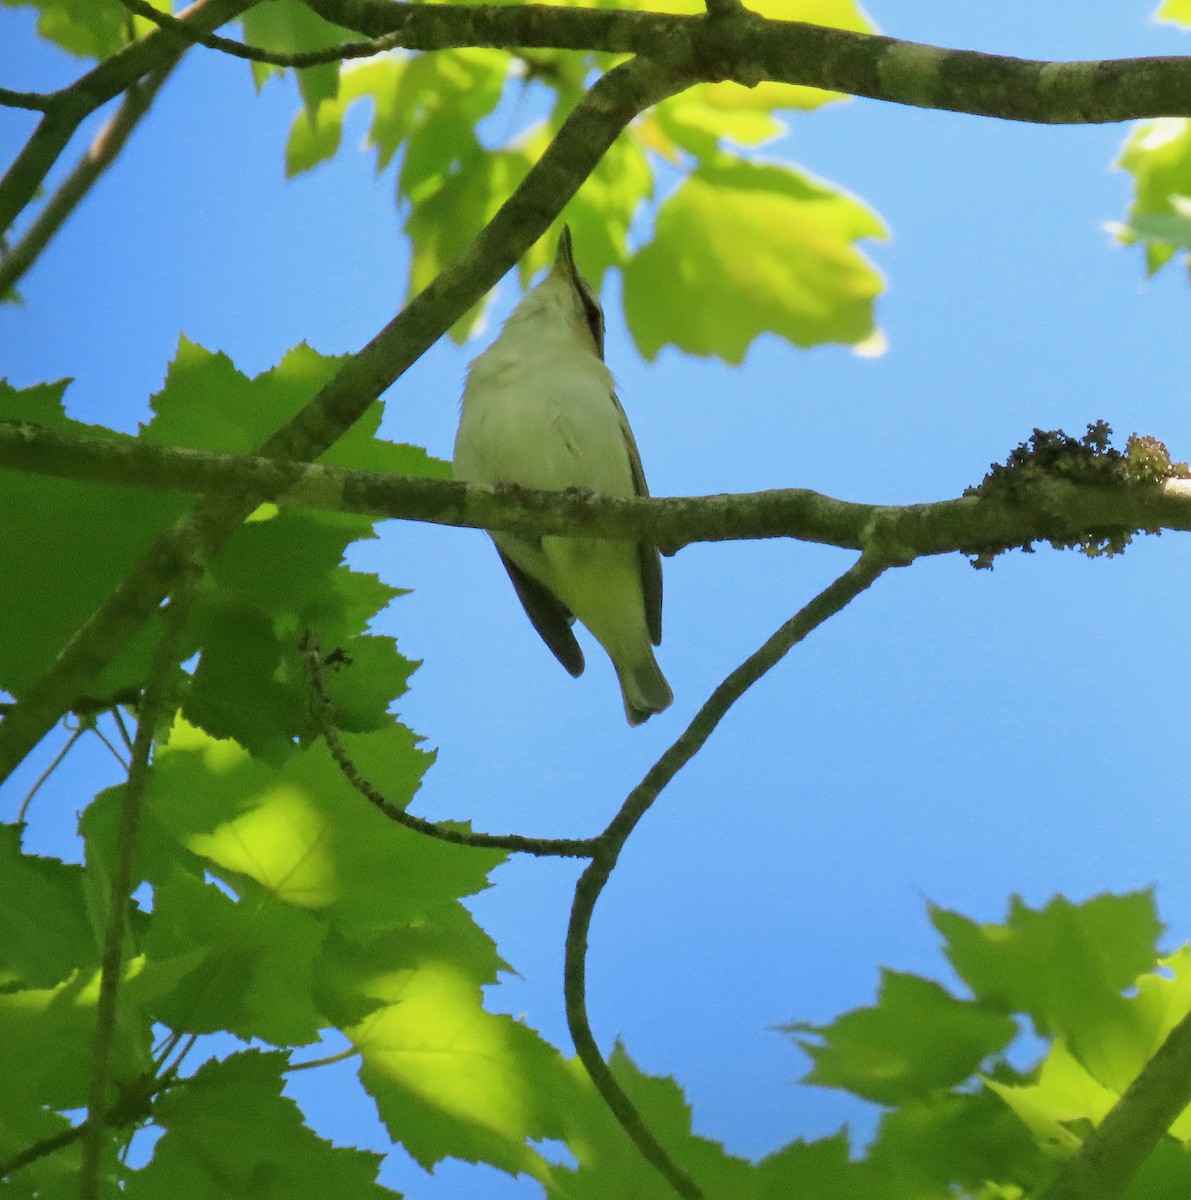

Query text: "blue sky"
[2, 2, 1190, 1195]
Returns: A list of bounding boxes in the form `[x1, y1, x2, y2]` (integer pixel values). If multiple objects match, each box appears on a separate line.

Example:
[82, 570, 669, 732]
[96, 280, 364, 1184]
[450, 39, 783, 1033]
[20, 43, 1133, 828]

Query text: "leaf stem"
[304, 633, 598, 857]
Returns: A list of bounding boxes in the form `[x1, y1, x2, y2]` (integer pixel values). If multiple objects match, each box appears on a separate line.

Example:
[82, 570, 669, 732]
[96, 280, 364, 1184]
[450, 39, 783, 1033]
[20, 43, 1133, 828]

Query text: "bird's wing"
[611, 393, 664, 647]
[496, 544, 586, 677]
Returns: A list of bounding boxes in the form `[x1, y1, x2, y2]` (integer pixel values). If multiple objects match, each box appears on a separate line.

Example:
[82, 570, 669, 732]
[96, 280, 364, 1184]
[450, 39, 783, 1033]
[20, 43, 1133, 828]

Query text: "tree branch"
[0, 65, 174, 299]
[0, 87, 56, 112]
[2, 418, 1189, 562]
[0, 0, 257, 238]
[304, 0, 1191, 124]
[0, 54, 691, 788]
[116, 0, 406, 68]
[79, 576, 196, 1200]
[562, 553, 890, 1200]
[1037, 1008, 1191, 1200]
[303, 632, 598, 857]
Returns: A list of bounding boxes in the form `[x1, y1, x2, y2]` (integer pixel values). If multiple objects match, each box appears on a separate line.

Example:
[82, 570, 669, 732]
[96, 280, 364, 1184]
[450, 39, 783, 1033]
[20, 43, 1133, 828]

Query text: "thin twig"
[161, 1033, 198, 1078]
[0, 1071, 165, 1181]
[0, 65, 174, 299]
[563, 553, 891, 1200]
[0, 1124, 84, 1181]
[78, 571, 198, 1200]
[117, 0, 406, 67]
[287, 1045, 360, 1072]
[15, 726, 83, 822]
[112, 707, 135, 755]
[89, 721, 130, 769]
[304, 633, 597, 857]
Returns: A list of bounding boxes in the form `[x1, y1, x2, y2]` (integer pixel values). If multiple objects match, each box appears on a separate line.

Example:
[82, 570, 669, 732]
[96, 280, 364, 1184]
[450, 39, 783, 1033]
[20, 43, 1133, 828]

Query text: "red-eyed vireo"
[453, 227, 673, 725]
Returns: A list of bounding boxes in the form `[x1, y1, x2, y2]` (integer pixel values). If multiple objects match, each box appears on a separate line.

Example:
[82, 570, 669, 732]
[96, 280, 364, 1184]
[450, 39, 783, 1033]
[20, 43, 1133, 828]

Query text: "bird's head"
[547, 226, 605, 359]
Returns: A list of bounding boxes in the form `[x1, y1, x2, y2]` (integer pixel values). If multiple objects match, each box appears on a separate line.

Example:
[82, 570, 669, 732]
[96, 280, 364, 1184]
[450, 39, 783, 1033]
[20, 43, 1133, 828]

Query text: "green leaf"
[124, 1051, 397, 1200]
[139, 338, 440, 755]
[285, 57, 403, 177]
[142, 869, 326, 1045]
[0, 346, 439, 734]
[933, 892, 1162, 1086]
[0, 1104, 89, 1200]
[241, 0, 355, 114]
[935, 891, 1163, 1012]
[287, 49, 511, 182]
[551, 1046, 865, 1199]
[989, 947, 1191, 1160]
[330, 922, 572, 1177]
[1118, 1140, 1191, 1198]
[0, 379, 188, 703]
[142, 720, 497, 941]
[623, 155, 885, 363]
[406, 146, 534, 340]
[986, 1038, 1114, 1155]
[395, 51, 511, 200]
[0, 823, 97, 987]
[787, 970, 1016, 1104]
[863, 1089, 1048, 1199]
[0, 962, 154, 1116]
[1113, 118, 1191, 275]
[144, 338, 446, 477]
[516, 125, 653, 294]
[1, 0, 128, 59]
[286, 58, 403, 177]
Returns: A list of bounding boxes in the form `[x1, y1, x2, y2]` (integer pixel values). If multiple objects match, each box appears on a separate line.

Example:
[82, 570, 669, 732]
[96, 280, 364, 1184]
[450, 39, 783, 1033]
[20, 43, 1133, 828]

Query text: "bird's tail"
[616, 646, 673, 726]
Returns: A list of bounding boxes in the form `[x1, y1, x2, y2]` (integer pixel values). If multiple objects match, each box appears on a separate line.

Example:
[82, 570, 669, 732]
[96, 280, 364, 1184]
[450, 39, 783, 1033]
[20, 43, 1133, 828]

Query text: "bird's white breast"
[454, 336, 634, 497]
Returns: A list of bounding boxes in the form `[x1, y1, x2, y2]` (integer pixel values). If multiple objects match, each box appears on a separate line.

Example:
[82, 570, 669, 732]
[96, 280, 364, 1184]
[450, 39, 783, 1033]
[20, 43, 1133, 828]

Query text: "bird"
[453, 226, 673, 726]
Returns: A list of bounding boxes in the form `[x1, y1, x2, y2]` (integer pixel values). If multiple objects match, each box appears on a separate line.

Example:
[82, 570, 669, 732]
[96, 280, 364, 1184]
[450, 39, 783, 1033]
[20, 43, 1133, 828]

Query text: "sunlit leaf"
[334, 924, 572, 1176]
[1113, 117, 1191, 275]
[142, 719, 497, 941]
[624, 155, 884, 362]
[143, 869, 326, 1045]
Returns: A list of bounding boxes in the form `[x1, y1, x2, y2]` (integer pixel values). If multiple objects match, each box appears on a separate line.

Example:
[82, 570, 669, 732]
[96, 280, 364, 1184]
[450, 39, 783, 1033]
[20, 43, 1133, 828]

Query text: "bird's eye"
[577, 287, 605, 360]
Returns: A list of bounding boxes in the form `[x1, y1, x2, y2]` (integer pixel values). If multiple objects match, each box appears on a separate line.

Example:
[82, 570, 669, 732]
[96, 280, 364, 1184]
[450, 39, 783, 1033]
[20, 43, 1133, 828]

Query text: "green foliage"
[241, 0, 358, 112]
[122, 1051, 396, 1200]
[0, 342, 443, 751]
[1111, 4, 1191, 276]
[281, 0, 884, 357]
[5, 0, 1191, 1196]
[789, 970, 1017, 1104]
[1113, 118, 1191, 275]
[623, 155, 884, 362]
[0, 0, 131, 59]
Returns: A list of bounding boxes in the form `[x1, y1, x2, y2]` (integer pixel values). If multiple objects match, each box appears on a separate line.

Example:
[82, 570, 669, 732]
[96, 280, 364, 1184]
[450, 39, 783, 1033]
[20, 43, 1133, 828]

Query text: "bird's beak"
[552, 225, 576, 279]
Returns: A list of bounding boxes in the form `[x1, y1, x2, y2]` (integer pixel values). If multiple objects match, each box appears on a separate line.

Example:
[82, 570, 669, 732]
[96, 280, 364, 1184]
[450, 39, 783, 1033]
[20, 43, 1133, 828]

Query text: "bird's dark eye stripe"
[577, 282, 605, 360]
